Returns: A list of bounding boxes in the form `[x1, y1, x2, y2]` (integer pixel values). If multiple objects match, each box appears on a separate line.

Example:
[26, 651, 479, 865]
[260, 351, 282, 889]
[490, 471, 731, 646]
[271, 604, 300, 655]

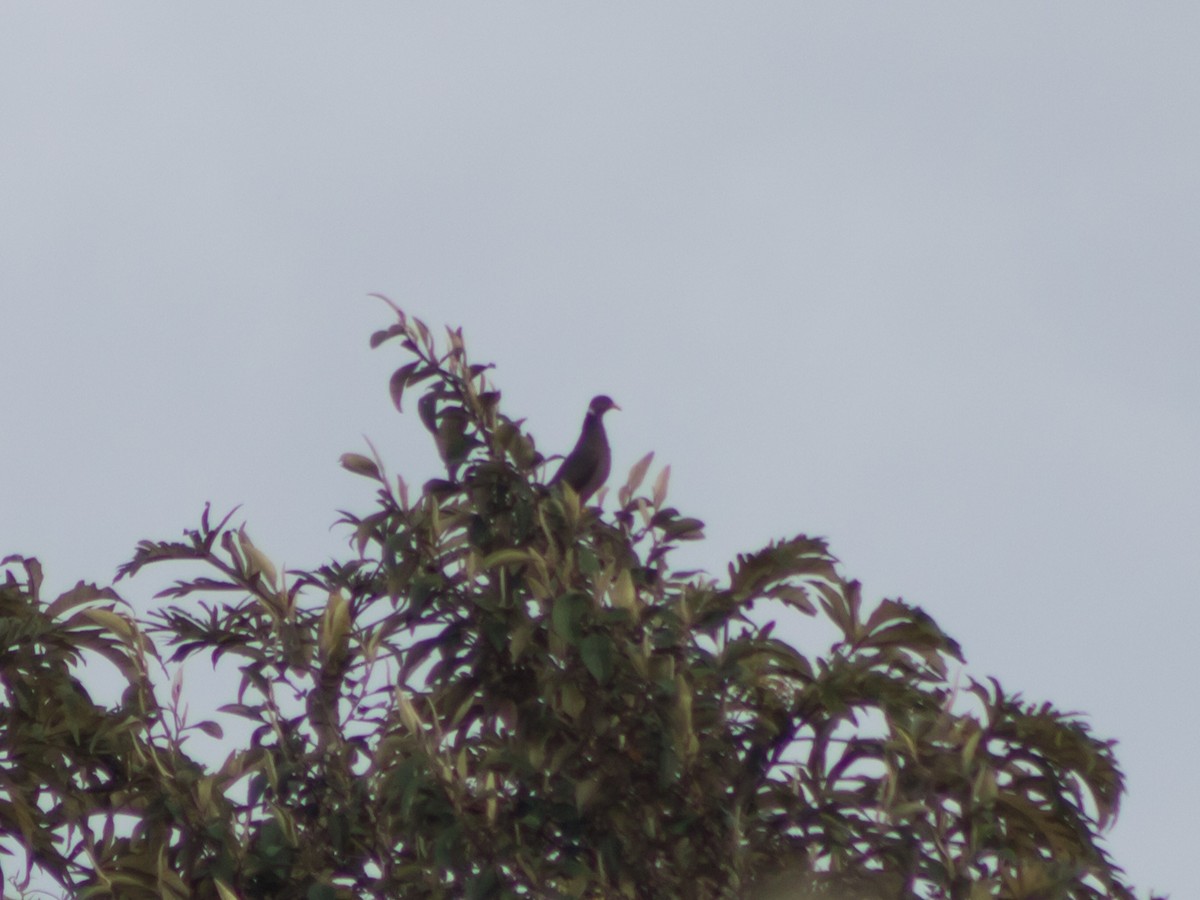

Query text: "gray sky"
[2, 6, 1196, 895]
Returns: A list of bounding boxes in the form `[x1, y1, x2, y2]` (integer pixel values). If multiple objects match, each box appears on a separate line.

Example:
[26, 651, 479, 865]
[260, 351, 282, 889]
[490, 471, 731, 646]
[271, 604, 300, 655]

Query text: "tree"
[0, 303, 1161, 899]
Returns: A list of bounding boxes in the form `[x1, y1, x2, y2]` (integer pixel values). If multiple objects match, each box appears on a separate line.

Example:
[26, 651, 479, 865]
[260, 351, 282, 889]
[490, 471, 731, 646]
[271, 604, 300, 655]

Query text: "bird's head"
[589, 395, 620, 416]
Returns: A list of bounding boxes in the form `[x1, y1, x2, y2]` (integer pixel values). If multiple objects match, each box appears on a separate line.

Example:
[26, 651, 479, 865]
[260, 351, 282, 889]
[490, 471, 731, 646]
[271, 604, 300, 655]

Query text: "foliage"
[0, 303, 1160, 899]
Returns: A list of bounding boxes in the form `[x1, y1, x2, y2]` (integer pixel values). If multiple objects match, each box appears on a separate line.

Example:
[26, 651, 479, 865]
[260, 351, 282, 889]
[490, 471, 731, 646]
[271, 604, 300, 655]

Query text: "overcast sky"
[2, 6, 1196, 896]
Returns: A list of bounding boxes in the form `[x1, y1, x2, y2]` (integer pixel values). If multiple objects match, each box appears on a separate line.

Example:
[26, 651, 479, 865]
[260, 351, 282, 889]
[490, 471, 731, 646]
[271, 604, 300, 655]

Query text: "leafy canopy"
[0, 303, 1159, 899]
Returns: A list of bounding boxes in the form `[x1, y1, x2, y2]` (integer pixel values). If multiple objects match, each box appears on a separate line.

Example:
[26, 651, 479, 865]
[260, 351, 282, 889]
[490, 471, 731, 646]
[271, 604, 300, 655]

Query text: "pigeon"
[550, 395, 620, 503]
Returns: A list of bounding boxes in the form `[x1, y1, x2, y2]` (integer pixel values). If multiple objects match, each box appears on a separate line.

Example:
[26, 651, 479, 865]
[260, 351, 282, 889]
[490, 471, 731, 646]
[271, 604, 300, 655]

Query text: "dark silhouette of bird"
[550, 395, 619, 503]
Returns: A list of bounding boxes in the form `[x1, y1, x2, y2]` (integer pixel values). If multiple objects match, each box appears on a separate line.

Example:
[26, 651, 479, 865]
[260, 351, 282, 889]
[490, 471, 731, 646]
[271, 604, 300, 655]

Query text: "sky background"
[2, 5, 1197, 896]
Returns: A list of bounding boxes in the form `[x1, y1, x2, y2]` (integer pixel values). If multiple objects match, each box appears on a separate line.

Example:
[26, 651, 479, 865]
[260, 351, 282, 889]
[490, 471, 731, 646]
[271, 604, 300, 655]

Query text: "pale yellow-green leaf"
[397, 689, 422, 733]
[610, 568, 637, 611]
[340, 452, 381, 480]
[673, 675, 693, 741]
[560, 683, 586, 719]
[652, 464, 671, 508]
[318, 590, 351, 660]
[157, 845, 190, 896]
[635, 497, 652, 529]
[482, 548, 532, 569]
[974, 767, 998, 803]
[591, 561, 615, 608]
[961, 728, 982, 772]
[82, 607, 134, 642]
[237, 527, 278, 586]
[485, 770, 497, 824]
[559, 481, 581, 524]
[452, 692, 475, 727]
[197, 775, 215, 811]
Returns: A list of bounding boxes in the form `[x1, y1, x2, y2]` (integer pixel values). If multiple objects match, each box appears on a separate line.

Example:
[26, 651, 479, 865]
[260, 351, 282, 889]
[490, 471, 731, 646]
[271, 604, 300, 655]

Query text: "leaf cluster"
[0, 304, 1160, 899]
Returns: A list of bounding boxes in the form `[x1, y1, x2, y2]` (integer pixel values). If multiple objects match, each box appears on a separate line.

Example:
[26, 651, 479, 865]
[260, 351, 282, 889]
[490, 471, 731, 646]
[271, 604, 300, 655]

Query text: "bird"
[550, 395, 620, 503]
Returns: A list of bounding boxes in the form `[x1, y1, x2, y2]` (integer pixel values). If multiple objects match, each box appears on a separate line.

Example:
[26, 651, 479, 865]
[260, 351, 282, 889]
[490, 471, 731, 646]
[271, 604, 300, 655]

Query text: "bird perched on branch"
[550, 395, 620, 503]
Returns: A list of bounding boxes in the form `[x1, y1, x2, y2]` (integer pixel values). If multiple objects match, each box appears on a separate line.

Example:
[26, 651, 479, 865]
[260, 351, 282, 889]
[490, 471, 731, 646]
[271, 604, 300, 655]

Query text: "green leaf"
[577, 546, 600, 575]
[559, 684, 586, 719]
[194, 720, 224, 739]
[663, 516, 705, 540]
[580, 633, 615, 685]
[482, 548, 532, 569]
[619, 451, 655, 506]
[552, 591, 590, 646]
[388, 362, 419, 412]
[339, 453, 381, 480]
